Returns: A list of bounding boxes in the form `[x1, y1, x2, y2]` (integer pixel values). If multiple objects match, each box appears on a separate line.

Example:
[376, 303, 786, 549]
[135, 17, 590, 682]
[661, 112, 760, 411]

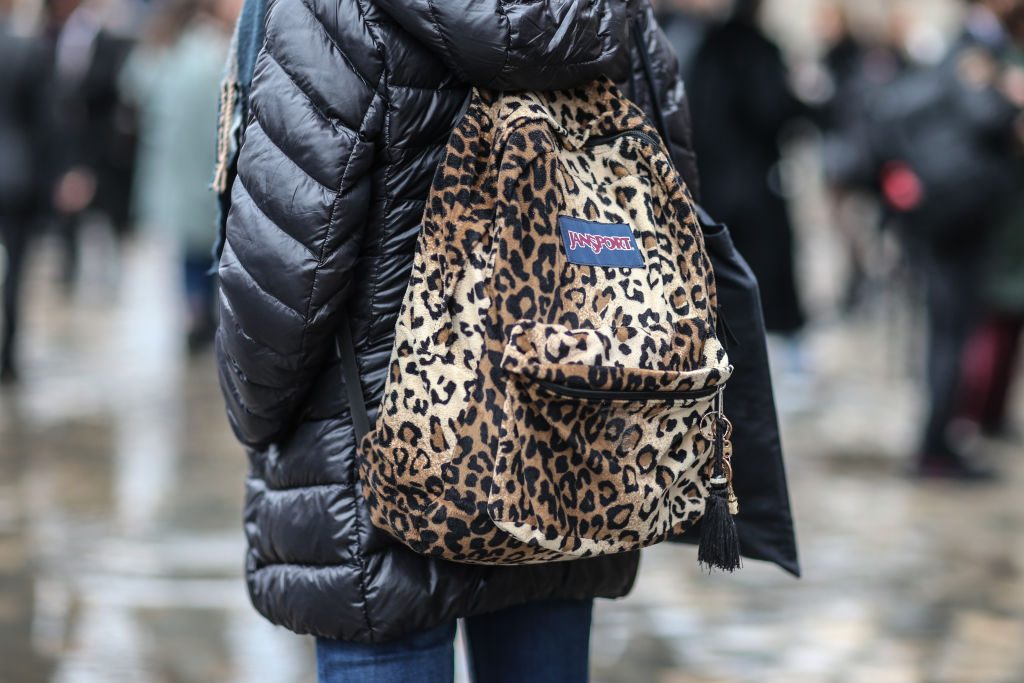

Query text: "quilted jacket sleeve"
[215, 0, 385, 448]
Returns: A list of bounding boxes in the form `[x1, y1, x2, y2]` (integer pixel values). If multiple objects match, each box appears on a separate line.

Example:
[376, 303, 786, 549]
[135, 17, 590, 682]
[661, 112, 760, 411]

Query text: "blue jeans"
[316, 599, 593, 683]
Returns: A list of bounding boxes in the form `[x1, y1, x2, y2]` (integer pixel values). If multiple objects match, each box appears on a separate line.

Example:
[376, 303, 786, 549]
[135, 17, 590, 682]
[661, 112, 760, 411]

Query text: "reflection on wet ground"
[2, 235, 1023, 683]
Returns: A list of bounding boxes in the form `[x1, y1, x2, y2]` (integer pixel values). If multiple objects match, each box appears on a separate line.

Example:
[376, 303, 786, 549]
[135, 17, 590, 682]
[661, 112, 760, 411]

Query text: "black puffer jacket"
[217, 0, 697, 643]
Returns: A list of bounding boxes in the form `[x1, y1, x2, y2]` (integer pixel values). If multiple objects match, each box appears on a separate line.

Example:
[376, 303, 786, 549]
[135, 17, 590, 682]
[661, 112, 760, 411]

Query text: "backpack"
[350, 78, 740, 569]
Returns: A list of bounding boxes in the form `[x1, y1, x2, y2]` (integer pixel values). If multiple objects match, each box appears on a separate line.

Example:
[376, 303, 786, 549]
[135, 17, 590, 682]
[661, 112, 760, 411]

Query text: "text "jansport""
[566, 231, 634, 255]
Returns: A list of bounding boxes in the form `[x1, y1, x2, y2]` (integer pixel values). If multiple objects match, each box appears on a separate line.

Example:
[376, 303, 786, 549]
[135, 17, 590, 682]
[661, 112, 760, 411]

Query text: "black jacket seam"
[328, 3, 383, 639]
[342, 70, 391, 645]
[244, 115, 340, 196]
[222, 237, 306, 320]
[224, 347, 301, 398]
[386, 82, 465, 92]
[234, 174, 322, 259]
[296, 71, 382, 355]
[219, 292, 303, 364]
[425, 0, 472, 84]
[367, 76, 392, 338]
[495, 0, 513, 81]
[251, 559, 361, 570]
[218, 340, 281, 425]
[297, 0, 374, 89]
[250, 480, 349, 493]
[260, 47, 349, 132]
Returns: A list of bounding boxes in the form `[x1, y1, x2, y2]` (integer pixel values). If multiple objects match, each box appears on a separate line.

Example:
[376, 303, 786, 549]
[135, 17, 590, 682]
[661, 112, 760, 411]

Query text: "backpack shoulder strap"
[336, 322, 370, 442]
[632, 15, 673, 156]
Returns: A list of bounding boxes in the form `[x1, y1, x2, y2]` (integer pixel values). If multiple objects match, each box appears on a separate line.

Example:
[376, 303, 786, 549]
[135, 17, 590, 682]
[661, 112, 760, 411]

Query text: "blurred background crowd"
[673, 0, 1024, 480]
[2, 0, 1024, 681]
[1, 0, 238, 380]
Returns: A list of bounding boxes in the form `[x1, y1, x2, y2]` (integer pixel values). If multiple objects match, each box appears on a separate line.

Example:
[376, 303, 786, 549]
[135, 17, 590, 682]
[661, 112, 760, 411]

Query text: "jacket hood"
[375, 0, 635, 90]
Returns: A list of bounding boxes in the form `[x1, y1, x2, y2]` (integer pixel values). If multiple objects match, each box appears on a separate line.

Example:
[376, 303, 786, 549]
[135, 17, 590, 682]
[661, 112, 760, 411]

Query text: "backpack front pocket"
[488, 322, 730, 558]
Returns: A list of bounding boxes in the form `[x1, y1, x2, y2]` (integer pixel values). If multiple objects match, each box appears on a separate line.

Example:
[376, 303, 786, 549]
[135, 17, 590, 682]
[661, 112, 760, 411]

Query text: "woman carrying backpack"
[213, 1, 796, 680]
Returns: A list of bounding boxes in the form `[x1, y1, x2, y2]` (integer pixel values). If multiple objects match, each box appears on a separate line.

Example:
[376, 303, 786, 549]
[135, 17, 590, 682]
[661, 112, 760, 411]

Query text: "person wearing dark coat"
[0, 8, 50, 383]
[956, 4, 1024, 441]
[44, 0, 137, 288]
[213, 0, 796, 679]
[869, 0, 1022, 478]
[687, 0, 807, 334]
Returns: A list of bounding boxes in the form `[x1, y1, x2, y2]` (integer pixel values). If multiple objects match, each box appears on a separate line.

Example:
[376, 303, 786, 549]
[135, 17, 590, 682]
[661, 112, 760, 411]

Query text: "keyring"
[699, 411, 720, 440]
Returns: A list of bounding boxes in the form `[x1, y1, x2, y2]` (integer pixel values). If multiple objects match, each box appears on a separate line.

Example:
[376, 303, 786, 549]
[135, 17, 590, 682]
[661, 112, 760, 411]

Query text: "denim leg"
[183, 252, 216, 326]
[315, 621, 456, 683]
[463, 599, 594, 683]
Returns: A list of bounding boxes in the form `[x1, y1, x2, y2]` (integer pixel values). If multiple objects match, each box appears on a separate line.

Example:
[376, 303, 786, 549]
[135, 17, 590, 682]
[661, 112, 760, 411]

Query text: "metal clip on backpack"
[339, 74, 741, 571]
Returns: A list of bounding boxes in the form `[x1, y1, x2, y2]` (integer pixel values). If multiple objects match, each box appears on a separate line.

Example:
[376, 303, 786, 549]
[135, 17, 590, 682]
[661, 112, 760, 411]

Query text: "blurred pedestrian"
[957, 4, 1024, 440]
[655, 0, 718, 78]
[817, 3, 907, 313]
[870, 0, 1024, 478]
[122, 0, 232, 352]
[688, 0, 808, 336]
[0, 0, 51, 384]
[44, 0, 138, 290]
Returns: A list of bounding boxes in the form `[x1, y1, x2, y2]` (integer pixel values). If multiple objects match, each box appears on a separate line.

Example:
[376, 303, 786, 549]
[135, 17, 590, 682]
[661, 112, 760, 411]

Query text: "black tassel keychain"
[698, 406, 742, 572]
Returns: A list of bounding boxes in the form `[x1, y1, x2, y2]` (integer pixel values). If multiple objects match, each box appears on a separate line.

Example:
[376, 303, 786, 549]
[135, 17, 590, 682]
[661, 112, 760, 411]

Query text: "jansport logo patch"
[558, 215, 645, 268]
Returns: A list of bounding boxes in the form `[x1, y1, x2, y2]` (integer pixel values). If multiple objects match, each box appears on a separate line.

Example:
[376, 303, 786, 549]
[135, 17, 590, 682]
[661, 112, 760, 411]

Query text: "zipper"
[537, 379, 720, 402]
[584, 130, 661, 150]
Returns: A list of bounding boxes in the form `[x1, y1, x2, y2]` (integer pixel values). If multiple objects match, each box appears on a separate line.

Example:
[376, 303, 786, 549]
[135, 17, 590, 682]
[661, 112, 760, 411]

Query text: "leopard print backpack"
[353, 78, 741, 569]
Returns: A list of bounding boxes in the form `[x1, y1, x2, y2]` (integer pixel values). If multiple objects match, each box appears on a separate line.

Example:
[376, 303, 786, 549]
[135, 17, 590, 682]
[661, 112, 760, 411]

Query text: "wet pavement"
[2, 233, 1023, 683]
